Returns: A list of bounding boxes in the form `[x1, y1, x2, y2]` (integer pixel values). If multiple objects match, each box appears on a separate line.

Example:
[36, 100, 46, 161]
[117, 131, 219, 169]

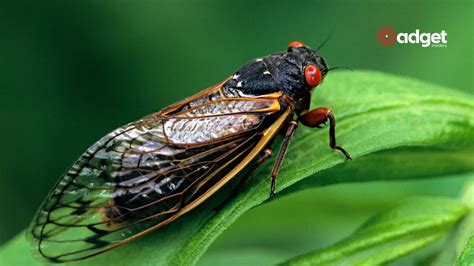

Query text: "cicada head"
[281, 41, 329, 111]
[287, 41, 329, 86]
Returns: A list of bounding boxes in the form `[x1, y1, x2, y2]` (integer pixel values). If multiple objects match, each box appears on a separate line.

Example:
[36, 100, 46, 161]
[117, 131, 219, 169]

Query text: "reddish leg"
[299, 107, 351, 160]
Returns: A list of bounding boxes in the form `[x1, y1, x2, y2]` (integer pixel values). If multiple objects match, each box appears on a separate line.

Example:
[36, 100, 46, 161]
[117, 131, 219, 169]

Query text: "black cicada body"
[29, 41, 351, 262]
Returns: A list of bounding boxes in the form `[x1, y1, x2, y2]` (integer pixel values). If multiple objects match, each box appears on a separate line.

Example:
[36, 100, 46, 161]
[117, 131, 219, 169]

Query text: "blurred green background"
[0, 0, 472, 262]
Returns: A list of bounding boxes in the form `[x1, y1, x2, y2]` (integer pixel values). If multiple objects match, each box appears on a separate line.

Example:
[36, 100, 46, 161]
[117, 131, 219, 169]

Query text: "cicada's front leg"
[299, 107, 351, 160]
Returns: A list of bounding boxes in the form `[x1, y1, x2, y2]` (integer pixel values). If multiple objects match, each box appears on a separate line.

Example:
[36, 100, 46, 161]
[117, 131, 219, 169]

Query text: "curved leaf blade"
[432, 179, 474, 266]
[283, 197, 469, 266]
[0, 71, 473, 265]
[457, 236, 474, 266]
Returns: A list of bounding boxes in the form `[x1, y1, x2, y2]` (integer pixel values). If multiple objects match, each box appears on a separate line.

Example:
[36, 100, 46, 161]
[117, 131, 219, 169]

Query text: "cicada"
[29, 41, 351, 262]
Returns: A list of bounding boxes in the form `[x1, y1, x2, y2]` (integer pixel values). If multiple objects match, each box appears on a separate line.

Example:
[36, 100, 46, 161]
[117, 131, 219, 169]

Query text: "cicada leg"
[269, 120, 298, 197]
[299, 107, 352, 160]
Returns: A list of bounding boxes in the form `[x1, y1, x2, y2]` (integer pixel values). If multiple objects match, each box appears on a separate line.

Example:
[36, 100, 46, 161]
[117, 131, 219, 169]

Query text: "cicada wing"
[28, 79, 289, 262]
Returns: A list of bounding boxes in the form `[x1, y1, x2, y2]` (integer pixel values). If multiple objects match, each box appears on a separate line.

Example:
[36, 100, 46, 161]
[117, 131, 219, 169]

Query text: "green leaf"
[199, 249, 289, 266]
[457, 237, 474, 266]
[282, 197, 469, 266]
[1, 71, 474, 265]
[431, 179, 474, 266]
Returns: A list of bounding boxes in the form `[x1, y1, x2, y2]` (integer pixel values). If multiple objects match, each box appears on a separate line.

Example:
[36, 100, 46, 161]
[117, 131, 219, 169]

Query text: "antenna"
[316, 32, 333, 51]
[327, 66, 354, 72]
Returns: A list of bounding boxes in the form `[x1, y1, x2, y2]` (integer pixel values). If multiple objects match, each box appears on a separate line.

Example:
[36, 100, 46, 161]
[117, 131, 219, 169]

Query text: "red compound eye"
[288, 41, 305, 49]
[304, 65, 321, 88]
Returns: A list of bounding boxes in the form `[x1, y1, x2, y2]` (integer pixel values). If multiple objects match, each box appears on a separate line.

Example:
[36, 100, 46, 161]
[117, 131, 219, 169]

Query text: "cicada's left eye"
[304, 65, 322, 88]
